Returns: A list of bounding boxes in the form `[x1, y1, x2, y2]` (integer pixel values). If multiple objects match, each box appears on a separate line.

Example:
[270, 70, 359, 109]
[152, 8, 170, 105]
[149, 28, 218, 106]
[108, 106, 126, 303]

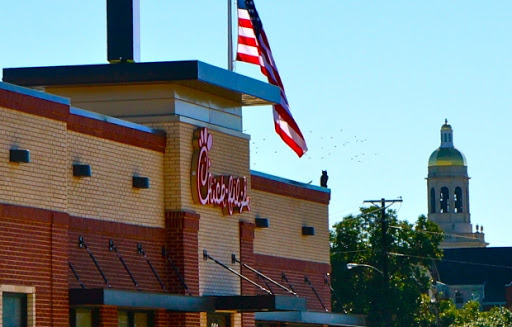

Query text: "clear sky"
[1, 1, 511, 246]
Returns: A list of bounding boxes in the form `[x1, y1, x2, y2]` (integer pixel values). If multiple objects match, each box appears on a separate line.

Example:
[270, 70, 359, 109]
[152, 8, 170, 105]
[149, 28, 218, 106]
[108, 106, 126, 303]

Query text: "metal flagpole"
[228, 0, 234, 71]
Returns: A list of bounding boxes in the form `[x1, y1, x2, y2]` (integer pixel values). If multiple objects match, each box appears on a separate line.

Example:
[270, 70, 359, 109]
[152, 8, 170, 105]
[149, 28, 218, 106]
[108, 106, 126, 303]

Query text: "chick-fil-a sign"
[191, 127, 250, 215]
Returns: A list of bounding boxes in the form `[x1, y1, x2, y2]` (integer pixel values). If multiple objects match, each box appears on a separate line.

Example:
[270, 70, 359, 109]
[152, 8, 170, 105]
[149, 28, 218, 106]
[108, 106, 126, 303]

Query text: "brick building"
[0, 60, 365, 326]
[0, 1, 367, 325]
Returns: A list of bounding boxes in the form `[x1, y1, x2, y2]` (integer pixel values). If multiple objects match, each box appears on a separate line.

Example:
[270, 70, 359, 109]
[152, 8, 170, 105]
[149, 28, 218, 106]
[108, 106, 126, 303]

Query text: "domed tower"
[427, 120, 486, 248]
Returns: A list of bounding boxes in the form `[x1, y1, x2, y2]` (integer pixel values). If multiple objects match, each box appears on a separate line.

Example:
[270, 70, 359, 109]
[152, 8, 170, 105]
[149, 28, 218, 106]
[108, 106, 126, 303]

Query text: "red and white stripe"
[236, 3, 308, 157]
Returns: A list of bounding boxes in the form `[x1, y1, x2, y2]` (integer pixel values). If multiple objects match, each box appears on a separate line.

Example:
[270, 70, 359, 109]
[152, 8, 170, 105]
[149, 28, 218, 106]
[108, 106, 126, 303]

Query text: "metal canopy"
[255, 311, 367, 327]
[69, 289, 215, 312]
[214, 295, 306, 312]
[69, 289, 306, 313]
[2, 61, 280, 106]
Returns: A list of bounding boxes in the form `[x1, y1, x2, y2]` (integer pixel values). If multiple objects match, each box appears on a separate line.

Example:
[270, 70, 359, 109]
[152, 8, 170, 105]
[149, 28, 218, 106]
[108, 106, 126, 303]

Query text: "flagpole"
[228, 0, 234, 71]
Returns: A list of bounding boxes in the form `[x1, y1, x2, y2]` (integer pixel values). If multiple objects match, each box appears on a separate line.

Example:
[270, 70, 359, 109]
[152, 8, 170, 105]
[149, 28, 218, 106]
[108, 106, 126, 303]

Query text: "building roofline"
[3, 60, 280, 106]
[0, 81, 70, 105]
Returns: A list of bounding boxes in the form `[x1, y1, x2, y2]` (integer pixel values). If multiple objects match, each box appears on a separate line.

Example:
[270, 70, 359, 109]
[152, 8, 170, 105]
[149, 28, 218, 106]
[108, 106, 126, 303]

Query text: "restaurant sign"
[191, 127, 250, 215]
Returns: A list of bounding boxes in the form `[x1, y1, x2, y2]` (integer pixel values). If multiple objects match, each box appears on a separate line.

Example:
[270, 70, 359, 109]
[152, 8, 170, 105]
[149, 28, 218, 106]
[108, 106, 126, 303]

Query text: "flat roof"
[3, 60, 280, 106]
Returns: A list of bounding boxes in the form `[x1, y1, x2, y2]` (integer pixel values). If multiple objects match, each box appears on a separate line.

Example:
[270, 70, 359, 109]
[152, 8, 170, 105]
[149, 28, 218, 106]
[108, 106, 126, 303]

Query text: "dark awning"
[70, 289, 215, 312]
[69, 289, 306, 313]
[214, 295, 306, 312]
[255, 311, 367, 327]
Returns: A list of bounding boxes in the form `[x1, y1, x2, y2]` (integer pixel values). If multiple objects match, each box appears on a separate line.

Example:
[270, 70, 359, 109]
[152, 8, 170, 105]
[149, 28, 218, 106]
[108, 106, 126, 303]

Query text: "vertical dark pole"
[364, 197, 401, 327]
[381, 198, 389, 327]
[228, 0, 234, 71]
[107, 0, 140, 63]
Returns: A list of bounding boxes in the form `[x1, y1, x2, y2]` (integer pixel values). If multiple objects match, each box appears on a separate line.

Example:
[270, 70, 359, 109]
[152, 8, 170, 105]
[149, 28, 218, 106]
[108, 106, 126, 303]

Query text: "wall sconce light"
[255, 217, 269, 228]
[10, 149, 30, 163]
[133, 176, 150, 189]
[73, 164, 92, 177]
[302, 226, 315, 236]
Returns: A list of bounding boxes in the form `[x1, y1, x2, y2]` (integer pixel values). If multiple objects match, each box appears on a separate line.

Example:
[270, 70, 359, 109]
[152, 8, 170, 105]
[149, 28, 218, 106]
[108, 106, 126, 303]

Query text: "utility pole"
[364, 197, 402, 327]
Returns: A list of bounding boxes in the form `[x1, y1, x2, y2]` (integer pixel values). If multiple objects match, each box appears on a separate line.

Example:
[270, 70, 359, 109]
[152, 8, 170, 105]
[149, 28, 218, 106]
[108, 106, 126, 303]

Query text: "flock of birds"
[246, 128, 378, 167]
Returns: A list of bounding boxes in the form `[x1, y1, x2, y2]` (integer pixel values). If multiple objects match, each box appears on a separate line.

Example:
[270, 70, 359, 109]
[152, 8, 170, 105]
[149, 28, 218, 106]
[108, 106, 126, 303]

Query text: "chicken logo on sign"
[191, 127, 250, 215]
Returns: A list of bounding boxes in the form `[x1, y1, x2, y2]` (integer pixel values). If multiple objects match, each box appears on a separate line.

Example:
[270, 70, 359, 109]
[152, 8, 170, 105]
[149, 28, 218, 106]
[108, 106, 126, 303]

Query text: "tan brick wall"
[149, 121, 251, 295]
[67, 131, 165, 227]
[0, 106, 67, 212]
[250, 189, 330, 264]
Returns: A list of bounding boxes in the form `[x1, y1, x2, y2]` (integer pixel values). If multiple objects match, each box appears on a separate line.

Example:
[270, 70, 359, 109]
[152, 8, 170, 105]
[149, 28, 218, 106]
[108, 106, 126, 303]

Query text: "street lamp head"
[346, 263, 359, 270]
[346, 262, 384, 275]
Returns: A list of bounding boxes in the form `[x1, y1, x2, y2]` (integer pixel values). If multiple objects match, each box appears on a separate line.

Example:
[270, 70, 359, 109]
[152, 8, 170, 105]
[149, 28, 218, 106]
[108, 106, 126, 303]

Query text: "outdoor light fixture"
[132, 176, 150, 189]
[302, 226, 315, 236]
[73, 164, 92, 177]
[9, 149, 30, 163]
[346, 262, 383, 275]
[255, 217, 269, 228]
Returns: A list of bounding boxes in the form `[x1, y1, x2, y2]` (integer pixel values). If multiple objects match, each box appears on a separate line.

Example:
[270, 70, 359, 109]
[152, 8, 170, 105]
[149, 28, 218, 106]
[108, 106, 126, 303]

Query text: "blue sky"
[1, 1, 511, 246]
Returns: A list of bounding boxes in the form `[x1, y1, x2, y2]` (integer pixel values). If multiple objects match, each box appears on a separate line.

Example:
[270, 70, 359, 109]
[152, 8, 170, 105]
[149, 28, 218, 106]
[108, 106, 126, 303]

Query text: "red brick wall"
[99, 305, 118, 327]
[165, 210, 200, 296]
[240, 221, 256, 298]
[254, 254, 332, 312]
[167, 313, 200, 327]
[240, 221, 256, 327]
[238, 219, 332, 313]
[0, 204, 70, 326]
[251, 174, 330, 204]
[68, 216, 167, 292]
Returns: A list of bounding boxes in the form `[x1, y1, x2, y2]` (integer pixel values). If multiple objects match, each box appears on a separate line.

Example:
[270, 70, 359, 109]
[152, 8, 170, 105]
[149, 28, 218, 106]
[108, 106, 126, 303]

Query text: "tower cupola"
[428, 119, 467, 167]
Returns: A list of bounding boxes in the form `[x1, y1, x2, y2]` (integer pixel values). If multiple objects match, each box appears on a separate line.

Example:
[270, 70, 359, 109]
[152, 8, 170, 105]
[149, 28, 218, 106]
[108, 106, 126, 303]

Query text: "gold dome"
[428, 147, 467, 167]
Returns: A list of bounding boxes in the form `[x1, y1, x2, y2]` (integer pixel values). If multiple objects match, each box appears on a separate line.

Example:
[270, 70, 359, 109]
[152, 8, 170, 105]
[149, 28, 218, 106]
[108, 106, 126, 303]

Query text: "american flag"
[236, 0, 308, 157]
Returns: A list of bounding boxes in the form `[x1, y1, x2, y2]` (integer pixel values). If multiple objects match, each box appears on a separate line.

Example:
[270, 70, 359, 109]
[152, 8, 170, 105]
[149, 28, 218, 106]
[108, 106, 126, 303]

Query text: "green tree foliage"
[417, 296, 512, 327]
[330, 207, 444, 327]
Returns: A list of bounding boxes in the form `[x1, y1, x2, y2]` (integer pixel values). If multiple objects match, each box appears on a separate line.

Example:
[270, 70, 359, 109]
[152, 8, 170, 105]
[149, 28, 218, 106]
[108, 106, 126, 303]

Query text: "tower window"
[430, 188, 436, 213]
[440, 187, 450, 213]
[455, 290, 464, 304]
[454, 187, 463, 213]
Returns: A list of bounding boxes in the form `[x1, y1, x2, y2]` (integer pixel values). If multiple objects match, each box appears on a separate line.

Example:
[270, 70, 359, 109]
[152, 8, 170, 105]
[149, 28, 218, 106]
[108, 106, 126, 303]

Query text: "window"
[455, 290, 464, 304]
[430, 188, 436, 213]
[207, 313, 231, 327]
[454, 187, 463, 213]
[2, 293, 27, 327]
[118, 310, 152, 327]
[0, 286, 34, 327]
[440, 187, 450, 213]
[70, 308, 98, 327]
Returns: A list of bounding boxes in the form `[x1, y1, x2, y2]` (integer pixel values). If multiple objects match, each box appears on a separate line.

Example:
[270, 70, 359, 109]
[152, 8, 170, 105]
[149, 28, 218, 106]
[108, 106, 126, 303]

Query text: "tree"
[330, 207, 444, 327]
[417, 297, 512, 327]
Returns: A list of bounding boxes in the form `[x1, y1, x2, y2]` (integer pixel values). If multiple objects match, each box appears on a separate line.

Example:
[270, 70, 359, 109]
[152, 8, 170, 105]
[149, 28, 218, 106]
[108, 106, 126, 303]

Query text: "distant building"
[427, 120, 487, 248]
[436, 247, 512, 309]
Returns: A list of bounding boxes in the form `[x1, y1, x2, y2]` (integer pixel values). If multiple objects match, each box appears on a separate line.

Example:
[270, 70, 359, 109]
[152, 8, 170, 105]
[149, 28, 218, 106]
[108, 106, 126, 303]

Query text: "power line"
[331, 202, 398, 224]
[331, 249, 512, 270]
[388, 225, 487, 242]
[389, 252, 512, 270]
